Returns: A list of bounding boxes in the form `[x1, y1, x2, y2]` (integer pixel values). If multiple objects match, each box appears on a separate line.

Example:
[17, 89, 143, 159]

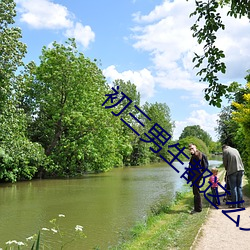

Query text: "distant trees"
[216, 106, 239, 147]
[178, 136, 209, 157]
[103, 81, 174, 166]
[179, 125, 212, 146]
[142, 102, 174, 163]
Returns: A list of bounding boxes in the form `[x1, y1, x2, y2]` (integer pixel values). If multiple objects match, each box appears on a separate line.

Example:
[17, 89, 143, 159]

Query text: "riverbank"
[111, 167, 247, 249]
[111, 186, 211, 249]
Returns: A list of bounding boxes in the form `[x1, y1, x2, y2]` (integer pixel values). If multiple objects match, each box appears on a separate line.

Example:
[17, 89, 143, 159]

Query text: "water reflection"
[0, 160, 222, 249]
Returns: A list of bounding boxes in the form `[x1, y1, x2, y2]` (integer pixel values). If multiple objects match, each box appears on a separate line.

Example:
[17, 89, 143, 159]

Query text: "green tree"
[216, 106, 239, 146]
[189, 0, 250, 107]
[24, 39, 123, 175]
[0, 0, 27, 109]
[178, 136, 209, 158]
[179, 125, 212, 146]
[112, 80, 141, 166]
[0, 0, 48, 182]
[209, 141, 222, 154]
[231, 80, 250, 177]
[216, 73, 250, 154]
[142, 102, 174, 162]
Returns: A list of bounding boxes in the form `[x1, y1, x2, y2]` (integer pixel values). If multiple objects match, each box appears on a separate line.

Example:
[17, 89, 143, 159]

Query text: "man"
[222, 144, 244, 208]
[188, 143, 209, 214]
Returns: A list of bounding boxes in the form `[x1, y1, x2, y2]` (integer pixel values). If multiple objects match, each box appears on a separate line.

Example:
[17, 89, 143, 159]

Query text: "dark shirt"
[189, 150, 208, 182]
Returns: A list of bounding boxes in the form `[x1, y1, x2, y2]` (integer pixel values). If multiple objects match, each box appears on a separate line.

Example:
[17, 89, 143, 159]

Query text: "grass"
[111, 168, 250, 250]
[110, 168, 228, 250]
[243, 177, 250, 198]
[110, 188, 210, 250]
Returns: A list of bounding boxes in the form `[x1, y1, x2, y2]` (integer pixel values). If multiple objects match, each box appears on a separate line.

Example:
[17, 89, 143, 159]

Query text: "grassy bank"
[110, 187, 210, 250]
[110, 168, 228, 250]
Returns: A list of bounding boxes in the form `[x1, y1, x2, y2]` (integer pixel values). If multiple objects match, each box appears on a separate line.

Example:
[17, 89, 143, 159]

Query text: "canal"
[0, 159, 222, 249]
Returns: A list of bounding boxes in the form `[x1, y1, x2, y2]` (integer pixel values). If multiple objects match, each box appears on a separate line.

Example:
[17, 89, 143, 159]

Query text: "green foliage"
[0, 108, 50, 182]
[231, 79, 250, 177]
[31, 231, 40, 250]
[189, 0, 250, 107]
[24, 39, 123, 175]
[0, 0, 27, 108]
[0, 0, 48, 182]
[216, 72, 250, 178]
[179, 125, 212, 146]
[178, 136, 209, 157]
[142, 102, 174, 162]
[216, 106, 240, 147]
[209, 141, 222, 154]
[221, 0, 250, 18]
[111, 80, 141, 166]
[0, 0, 176, 180]
[113, 189, 209, 250]
[101, 83, 175, 166]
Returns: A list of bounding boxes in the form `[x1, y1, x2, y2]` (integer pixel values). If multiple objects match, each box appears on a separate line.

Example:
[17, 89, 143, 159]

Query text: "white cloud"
[173, 110, 219, 141]
[132, 1, 175, 23]
[103, 65, 155, 102]
[16, 0, 95, 49]
[16, 0, 73, 29]
[214, 7, 250, 81]
[130, 0, 250, 95]
[129, 2, 208, 104]
[65, 22, 95, 48]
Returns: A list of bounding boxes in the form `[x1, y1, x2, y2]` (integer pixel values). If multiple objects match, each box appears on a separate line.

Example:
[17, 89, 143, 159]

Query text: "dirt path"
[192, 173, 250, 250]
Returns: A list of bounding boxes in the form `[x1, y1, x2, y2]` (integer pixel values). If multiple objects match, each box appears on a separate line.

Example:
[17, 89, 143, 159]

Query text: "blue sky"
[14, 0, 250, 141]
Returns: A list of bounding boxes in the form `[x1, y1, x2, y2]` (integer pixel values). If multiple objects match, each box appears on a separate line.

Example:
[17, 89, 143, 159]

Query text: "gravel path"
[192, 175, 250, 250]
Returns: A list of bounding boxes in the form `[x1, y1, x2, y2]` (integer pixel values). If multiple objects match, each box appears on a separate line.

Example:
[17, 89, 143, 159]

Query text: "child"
[209, 168, 220, 206]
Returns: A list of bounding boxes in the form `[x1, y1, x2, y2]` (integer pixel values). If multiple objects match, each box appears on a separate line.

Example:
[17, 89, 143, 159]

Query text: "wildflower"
[5, 240, 25, 246]
[6, 240, 17, 245]
[17, 241, 25, 246]
[26, 236, 34, 241]
[58, 214, 65, 217]
[75, 225, 83, 232]
[42, 227, 50, 231]
[51, 228, 58, 233]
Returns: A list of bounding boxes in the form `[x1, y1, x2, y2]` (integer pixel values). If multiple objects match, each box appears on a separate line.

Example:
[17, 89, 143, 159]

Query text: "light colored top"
[223, 146, 244, 176]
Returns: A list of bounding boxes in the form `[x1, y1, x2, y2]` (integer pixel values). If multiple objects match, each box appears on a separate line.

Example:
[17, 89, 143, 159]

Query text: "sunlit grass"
[111, 169, 250, 250]
[111, 187, 210, 250]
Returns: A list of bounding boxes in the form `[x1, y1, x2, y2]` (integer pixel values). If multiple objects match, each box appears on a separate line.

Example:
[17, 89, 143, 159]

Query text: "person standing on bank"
[222, 144, 244, 208]
[188, 143, 209, 214]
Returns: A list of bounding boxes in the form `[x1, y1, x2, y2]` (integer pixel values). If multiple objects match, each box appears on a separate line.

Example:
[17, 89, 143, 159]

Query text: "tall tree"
[142, 102, 174, 161]
[0, 0, 47, 182]
[179, 125, 212, 146]
[189, 0, 250, 107]
[0, 0, 27, 109]
[24, 39, 123, 175]
[231, 76, 250, 177]
[111, 80, 141, 166]
[178, 136, 209, 157]
[216, 106, 239, 146]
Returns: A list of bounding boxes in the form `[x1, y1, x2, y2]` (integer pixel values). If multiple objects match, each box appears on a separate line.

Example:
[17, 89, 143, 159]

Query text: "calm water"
[0, 159, 222, 249]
